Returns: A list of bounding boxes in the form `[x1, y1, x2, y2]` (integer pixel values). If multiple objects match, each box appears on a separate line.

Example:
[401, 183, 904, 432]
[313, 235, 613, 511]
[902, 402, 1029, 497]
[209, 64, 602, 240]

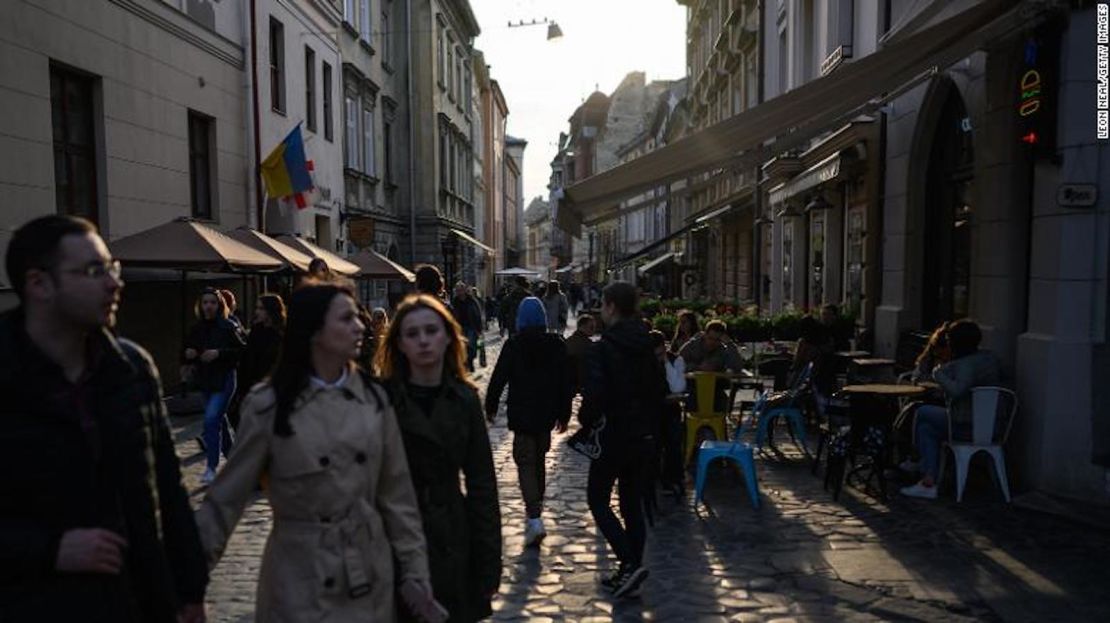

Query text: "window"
[345, 95, 359, 170]
[187, 111, 215, 219]
[439, 127, 448, 187]
[446, 39, 454, 99]
[845, 206, 865, 318]
[782, 218, 794, 307]
[777, 29, 788, 94]
[362, 105, 375, 177]
[322, 62, 333, 141]
[383, 120, 393, 183]
[464, 65, 472, 115]
[50, 64, 99, 223]
[448, 139, 456, 191]
[343, 0, 354, 25]
[359, 0, 371, 45]
[382, 10, 392, 66]
[304, 47, 316, 132]
[436, 26, 445, 88]
[269, 17, 285, 112]
[808, 211, 825, 307]
[455, 50, 463, 105]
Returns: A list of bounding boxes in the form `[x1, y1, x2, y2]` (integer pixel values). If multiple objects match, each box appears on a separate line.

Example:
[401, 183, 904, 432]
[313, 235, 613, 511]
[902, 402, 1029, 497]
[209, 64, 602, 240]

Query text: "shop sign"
[1056, 184, 1098, 208]
[348, 217, 375, 248]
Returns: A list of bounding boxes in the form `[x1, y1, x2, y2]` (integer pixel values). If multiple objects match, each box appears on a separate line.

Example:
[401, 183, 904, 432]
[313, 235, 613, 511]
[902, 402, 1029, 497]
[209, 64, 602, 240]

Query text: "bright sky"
[469, 0, 687, 205]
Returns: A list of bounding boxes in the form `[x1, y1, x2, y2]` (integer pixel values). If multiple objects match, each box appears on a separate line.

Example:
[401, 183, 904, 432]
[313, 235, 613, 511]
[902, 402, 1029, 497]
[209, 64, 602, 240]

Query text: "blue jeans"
[914, 404, 948, 481]
[202, 373, 236, 471]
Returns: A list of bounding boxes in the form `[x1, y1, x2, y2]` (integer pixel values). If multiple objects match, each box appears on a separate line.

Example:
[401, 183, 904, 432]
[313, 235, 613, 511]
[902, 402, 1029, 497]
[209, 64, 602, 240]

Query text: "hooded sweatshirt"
[584, 317, 666, 441]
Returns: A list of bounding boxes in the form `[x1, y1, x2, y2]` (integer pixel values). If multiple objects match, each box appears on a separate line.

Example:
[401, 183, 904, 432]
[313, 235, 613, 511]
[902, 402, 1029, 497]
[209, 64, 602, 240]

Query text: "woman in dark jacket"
[484, 297, 572, 547]
[184, 287, 245, 484]
[230, 293, 285, 432]
[376, 294, 501, 622]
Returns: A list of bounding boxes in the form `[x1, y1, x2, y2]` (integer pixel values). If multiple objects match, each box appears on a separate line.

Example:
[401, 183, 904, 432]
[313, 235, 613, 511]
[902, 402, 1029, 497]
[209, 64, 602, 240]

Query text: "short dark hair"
[705, 319, 727, 334]
[5, 215, 98, 299]
[577, 312, 594, 327]
[602, 281, 638, 318]
[414, 264, 444, 296]
[947, 319, 982, 358]
[648, 329, 667, 349]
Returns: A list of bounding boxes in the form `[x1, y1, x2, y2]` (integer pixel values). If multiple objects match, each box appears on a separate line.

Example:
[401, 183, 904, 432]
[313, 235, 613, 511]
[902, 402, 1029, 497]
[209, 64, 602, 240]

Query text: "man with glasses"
[0, 215, 207, 622]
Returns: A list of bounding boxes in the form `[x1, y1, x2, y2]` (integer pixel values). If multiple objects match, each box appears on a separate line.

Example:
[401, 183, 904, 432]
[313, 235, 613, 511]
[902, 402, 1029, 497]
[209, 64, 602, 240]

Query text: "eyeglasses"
[60, 259, 123, 280]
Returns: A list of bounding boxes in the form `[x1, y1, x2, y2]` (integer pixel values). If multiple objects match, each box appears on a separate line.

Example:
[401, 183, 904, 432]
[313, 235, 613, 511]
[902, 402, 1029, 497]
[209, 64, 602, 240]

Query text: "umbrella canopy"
[110, 217, 284, 272]
[226, 227, 314, 272]
[274, 235, 361, 276]
[495, 267, 542, 276]
[349, 249, 416, 282]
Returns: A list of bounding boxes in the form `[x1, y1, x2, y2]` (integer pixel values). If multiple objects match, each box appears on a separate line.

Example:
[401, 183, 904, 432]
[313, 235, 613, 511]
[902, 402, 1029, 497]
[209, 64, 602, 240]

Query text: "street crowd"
[0, 215, 1006, 623]
[0, 215, 671, 623]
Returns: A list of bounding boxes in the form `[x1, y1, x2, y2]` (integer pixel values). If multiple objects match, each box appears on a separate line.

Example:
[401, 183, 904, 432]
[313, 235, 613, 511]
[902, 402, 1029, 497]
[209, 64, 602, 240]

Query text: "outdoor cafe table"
[830, 384, 928, 500]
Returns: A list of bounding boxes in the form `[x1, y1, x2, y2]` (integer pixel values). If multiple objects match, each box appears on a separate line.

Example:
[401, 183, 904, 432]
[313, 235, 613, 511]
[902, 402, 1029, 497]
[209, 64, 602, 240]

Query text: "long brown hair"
[375, 294, 475, 389]
[916, 321, 951, 367]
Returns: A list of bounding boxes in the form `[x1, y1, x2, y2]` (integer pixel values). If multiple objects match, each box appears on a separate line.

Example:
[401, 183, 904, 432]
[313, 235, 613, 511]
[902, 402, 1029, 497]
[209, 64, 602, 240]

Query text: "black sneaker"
[600, 567, 622, 592]
[612, 564, 648, 598]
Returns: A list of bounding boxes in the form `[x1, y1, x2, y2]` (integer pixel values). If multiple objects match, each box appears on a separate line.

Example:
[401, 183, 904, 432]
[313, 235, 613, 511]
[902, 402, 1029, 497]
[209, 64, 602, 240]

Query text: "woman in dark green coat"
[377, 294, 502, 622]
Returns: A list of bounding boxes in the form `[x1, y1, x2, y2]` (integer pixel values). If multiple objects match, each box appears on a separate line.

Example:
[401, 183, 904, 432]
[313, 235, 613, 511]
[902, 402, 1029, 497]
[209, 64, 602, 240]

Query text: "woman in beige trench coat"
[196, 283, 444, 622]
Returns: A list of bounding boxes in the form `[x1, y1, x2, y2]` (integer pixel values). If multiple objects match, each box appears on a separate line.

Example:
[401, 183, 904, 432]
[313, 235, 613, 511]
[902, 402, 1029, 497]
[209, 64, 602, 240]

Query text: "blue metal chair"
[693, 393, 762, 509]
[747, 362, 812, 452]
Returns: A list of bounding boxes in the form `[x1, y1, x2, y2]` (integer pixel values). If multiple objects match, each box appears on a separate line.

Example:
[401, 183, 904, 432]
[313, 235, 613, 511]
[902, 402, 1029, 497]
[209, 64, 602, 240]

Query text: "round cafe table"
[840, 383, 927, 397]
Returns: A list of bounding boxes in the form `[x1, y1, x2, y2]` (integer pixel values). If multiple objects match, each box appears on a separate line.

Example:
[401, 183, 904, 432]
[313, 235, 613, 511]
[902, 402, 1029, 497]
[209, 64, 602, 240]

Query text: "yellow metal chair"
[683, 371, 729, 465]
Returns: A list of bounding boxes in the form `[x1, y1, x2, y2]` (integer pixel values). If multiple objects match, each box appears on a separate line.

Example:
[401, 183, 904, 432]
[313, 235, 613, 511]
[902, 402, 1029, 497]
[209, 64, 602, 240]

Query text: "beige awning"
[349, 249, 416, 282]
[638, 252, 680, 276]
[557, 0, 1027, 237]
[450, 228, 495, 254]
[226, 227, 315, 272]
[110, 217, 284, 272]
[274, 235, 361, 276]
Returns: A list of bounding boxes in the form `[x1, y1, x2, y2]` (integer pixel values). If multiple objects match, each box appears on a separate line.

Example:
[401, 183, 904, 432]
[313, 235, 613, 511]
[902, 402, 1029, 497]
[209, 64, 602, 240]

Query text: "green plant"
[772, 310, 805, 341]
[652, 314, 677, 337]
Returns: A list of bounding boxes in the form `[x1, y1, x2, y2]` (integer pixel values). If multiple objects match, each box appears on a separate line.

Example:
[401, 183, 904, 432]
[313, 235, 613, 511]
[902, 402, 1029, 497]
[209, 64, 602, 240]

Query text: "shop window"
[782, 218, 794, 308]
[845, 205, 865, 318]
[809, 210, 826, 308]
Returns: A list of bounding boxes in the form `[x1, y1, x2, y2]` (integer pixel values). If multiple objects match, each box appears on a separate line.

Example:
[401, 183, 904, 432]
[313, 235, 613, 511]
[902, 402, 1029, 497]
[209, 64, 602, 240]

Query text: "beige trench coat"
[196, 371, 429, 622]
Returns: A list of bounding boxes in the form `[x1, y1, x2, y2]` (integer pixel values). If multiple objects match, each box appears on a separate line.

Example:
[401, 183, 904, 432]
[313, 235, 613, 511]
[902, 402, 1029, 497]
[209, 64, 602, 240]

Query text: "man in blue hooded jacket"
[485, 297, 573, 547]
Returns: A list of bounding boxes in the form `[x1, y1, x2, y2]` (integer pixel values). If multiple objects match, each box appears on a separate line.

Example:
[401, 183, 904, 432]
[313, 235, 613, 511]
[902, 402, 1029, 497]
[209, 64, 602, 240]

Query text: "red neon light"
[1021, 131, 1039, 144]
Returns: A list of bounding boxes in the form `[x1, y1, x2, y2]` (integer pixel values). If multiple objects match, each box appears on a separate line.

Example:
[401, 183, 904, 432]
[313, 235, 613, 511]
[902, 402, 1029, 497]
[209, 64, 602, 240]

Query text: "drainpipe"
[406, 0, 417, 266]
[250, 0, 264, 231]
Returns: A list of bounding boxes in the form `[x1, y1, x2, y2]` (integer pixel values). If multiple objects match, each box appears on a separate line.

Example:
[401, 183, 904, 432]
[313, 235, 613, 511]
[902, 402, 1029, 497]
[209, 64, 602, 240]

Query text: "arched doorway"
[922, 89, 975, 329]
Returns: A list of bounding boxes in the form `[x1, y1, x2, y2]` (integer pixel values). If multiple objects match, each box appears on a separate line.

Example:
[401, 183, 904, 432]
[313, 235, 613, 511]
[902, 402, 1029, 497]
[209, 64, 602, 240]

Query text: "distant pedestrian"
[196, 283, 443, 622]
[565, 313, 596, 395]
[219, 288, 247, 340]
[359, 306, 389, 372]
[583, 282, 666, 598]
[308, 257, 331, 280]
[499, 277, 530, 337]
[184, 287, 246, 483]
[450, 281, 484, 372]
[0, 215, 207, 622]
[542, 280, 570, 335]
[485, 297, 573, 547]
[376, 294, 502, 622]
[414, 264, 448, 302]
[230, 292, 286, 432]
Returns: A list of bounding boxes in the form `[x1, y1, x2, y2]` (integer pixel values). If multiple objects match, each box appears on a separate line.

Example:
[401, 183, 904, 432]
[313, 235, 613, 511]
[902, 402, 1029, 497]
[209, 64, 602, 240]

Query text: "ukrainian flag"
[261, 124, 315, 207]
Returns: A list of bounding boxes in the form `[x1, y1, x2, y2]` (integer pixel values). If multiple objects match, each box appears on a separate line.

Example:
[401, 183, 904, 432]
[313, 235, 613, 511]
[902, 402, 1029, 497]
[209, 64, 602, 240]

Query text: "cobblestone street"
[174, 328, 1110, 622]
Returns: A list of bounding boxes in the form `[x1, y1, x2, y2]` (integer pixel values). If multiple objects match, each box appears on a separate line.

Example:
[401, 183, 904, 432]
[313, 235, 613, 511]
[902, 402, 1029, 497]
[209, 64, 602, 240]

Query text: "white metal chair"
[938, 387, 1018, 502]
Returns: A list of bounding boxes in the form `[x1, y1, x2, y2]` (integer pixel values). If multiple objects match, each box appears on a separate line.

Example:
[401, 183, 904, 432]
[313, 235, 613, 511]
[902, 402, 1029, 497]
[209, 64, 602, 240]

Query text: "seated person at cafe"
[670, 310, 701, 354]
[679, 319, 742, 412]
[900, 319, 1001, 500]
[650, 330, 686, 495]
[895, 322, 952, 467]
[790, 315, 836, 417]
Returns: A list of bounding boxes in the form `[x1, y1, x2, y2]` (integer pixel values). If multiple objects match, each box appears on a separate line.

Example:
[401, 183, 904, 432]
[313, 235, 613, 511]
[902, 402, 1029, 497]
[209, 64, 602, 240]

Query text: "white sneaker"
[523, 518, 546, 547]
[900, 482, 938, 499]
[201, 468, 217, 485]
[898, 458, 920, 472]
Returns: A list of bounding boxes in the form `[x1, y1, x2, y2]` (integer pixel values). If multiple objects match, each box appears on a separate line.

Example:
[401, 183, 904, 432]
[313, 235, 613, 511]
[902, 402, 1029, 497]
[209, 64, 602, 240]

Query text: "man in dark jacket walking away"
[498, 276, 531, 337]
[0, 216, 208, 622]
[485, 297, 573, 547]
[583, 282, 666, 598]
[451, 281, 485, 371]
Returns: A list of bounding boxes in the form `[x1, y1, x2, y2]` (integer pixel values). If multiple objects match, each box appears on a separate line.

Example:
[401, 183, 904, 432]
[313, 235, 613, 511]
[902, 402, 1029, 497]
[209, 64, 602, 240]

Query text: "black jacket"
[485, 327, 573, 434]
[237, 324, 281, 392]
[584, 318, 667, 442]
[0, 309, 207, 622]
[184, 317, 245, 392]
[451, 295, 484, 335]
[390, 377, 501, 623]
